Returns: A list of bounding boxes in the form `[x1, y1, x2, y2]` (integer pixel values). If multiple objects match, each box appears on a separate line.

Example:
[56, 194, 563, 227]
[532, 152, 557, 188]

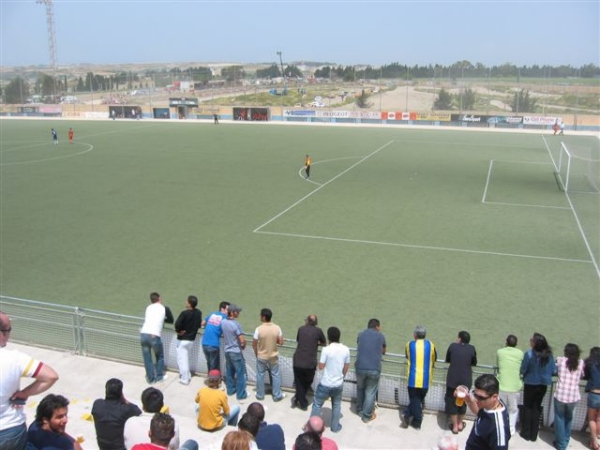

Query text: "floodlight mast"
[36, 0, 58, 74]
[277, 50, 287, 94]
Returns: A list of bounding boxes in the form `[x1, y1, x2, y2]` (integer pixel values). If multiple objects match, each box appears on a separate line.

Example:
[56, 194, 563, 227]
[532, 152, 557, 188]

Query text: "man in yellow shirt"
[304, 155, 312, 179]
[195, 370, 240, 432]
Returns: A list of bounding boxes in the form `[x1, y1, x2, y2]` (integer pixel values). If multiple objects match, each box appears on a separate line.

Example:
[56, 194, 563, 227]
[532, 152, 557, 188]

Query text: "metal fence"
[0, 295, 589, 430]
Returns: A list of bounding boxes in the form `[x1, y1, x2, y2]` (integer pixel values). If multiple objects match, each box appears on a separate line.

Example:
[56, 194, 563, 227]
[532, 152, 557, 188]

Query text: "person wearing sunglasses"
[462, 373, 510, 450]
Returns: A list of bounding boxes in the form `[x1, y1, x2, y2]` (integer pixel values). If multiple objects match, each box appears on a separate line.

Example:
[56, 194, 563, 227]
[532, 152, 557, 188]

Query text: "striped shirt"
[554, 356, 585, 403]
[406, 339, 436, 389]
[466, 401, 510, 450]
[1, 348, 43, 429]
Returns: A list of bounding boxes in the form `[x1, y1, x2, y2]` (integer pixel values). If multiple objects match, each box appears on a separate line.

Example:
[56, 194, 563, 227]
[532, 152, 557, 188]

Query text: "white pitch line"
[255, 230, 593, 264]
[484, 201, 570, 210]
[254, 140, 394, 233]
[481, 160, 494, 203]
[0, 142, 94, 166]
[542, 136, 600, 278]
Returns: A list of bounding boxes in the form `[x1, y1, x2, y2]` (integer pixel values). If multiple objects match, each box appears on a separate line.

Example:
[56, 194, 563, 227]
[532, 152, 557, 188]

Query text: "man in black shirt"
[292, 314, 326, 410]
[464, 374, 510, 450]
[174, 295, 202, 385]
[92, 378, 141, 450]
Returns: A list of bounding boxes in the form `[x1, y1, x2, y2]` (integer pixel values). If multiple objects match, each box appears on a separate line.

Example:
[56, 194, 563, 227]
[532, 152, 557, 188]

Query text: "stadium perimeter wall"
[1, 103, 599, 131]
[0, 295, 590, 431]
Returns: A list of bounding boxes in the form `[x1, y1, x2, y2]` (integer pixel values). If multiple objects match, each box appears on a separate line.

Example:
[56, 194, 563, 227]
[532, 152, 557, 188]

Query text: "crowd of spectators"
[2, 299, 600, 450]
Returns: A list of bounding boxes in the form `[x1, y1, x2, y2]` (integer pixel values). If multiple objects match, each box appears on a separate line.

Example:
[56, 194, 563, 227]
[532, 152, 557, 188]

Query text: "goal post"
[555, 142, 600, 194]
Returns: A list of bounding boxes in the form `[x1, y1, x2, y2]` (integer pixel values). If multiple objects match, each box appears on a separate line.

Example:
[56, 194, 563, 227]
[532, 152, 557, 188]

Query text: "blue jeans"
[179, 439, 199, 450]
[256, 357, 283, 400]
[225, 352, 247, 400]
[355, 369, 380, 420]
[224, 404, 241, 427]
[311, 383, 343, 432]
[0, 423, 27, 450]
[405, 387, 428, 427]
[141, 333, 165, 383]
[203, 345, 220, 372]
[554, 398, 576, 450]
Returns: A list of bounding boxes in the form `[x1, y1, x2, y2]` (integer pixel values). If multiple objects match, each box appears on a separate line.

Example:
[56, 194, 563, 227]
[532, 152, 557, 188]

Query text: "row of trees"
[316, 62, 600, 81]
[432, 87, 537, 112]
[3, 60, 597, 105]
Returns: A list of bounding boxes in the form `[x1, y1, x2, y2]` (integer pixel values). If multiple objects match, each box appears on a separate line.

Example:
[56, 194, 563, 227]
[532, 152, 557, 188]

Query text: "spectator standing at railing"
[252, 308, 285, 402]
[519, 332, 556, 442]
[174, 295, 202, 385]
[310, 326, 350, 433]
[553, 343, 585, 450]
[222, 304, 248, 401]
[401, 325, 436, 431]
[201, 301, 230, 372]
[444, 330, 477, 435]
[583, 347, 600, 450]
[140, 292, 174, 384]
[496, 334, 523, 436]
[0, 312, 59, 450]
[355, 318, 386, 424]
[292, 315, 326, 411]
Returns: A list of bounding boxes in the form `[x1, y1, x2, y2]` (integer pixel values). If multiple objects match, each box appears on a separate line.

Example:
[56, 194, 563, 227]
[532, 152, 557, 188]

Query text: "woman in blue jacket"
[519, 332, 557, 442]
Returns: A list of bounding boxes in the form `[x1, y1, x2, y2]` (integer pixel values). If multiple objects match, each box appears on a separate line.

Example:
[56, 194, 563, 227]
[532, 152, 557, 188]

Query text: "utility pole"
[276, 51, 286, 94]
[36, 0, 58, 99]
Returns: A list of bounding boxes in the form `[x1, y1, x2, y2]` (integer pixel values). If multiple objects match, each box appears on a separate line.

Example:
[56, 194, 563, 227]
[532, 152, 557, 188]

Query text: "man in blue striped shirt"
[401, 325, 436, 430]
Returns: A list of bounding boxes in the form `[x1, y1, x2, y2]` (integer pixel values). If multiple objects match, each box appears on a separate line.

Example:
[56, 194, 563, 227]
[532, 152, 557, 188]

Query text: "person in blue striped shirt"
[401, 325, 436, 430]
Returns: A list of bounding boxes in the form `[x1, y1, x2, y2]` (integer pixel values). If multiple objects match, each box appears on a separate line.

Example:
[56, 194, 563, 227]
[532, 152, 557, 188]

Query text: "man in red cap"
[194, 370, 240, 432]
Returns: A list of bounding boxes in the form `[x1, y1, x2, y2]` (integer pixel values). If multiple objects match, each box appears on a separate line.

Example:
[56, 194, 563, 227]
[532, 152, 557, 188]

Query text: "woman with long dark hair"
[519, 332, 557, 442]
[584, 347, 600, 450]
[553, 343, 585, 450]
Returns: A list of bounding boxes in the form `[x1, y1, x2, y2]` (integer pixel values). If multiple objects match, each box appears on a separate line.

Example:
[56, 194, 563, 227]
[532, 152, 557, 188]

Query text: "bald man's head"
[303, 416, 324, 436]
[0, 312, 11, 348]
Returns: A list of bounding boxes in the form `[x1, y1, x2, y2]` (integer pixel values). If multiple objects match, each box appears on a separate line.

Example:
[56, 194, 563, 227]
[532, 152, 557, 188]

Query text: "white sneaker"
[157, 375, 168, 383]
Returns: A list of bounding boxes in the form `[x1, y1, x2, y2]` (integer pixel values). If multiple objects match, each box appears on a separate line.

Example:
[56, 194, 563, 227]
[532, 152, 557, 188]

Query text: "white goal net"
[555, 142, 600, 193]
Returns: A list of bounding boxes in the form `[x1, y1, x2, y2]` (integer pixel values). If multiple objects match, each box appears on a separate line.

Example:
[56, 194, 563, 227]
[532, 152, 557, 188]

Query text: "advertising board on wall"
[233, 107, 269, 121]
[523, 116, 561, 125]
[452, 114, 524, 124]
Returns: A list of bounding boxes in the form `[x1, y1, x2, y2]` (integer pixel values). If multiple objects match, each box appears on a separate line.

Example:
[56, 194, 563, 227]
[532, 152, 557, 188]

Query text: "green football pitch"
[1, 119, 598, 364]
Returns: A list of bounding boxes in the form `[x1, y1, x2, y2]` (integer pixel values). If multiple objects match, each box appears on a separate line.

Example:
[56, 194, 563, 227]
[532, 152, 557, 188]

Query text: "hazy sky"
[1, 0, 598, 68]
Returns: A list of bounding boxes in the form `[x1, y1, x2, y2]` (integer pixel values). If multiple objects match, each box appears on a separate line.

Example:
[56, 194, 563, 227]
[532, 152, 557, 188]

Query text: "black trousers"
[520, 384, 547, 441]
[293, 366, 316, 409]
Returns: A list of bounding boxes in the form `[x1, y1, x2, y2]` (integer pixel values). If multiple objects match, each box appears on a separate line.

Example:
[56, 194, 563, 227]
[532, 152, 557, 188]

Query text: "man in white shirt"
[140, 292, 174, 384]
[310, 326, 350, 433]
[0, 312, 59, 450]
[124, 387, 179, 450]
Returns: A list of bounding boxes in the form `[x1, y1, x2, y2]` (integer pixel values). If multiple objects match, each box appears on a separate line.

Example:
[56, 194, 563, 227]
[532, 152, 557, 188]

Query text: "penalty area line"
[255, 230, 593, 265]
[254, 140, 394, 233]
